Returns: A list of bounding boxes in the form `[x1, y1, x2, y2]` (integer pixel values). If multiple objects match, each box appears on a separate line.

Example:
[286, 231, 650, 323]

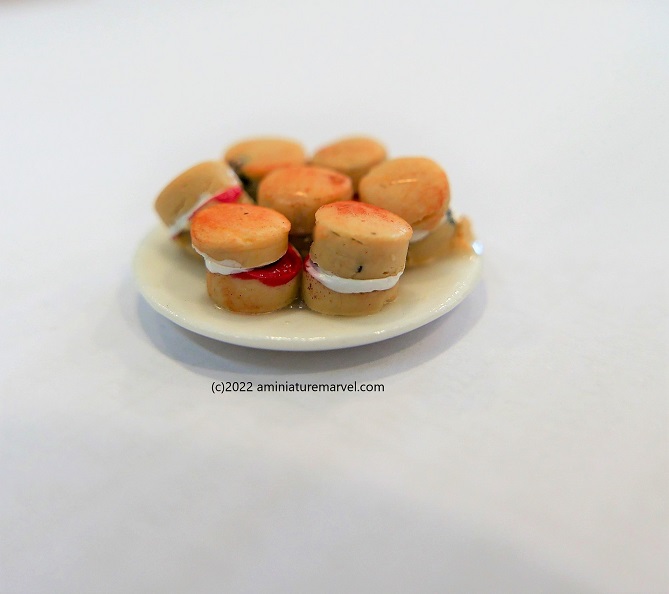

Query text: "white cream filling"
[168, 181, 242, 237]
[409, 226, 433, 243]
[168, 192, 216, 237]
[306, 258, 403, 294]
[409, 212, 449, 244]
[191, 244, 275, 275]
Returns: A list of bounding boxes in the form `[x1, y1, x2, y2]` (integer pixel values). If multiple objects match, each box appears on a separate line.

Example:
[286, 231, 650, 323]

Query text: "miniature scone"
[302, 201, 412, 316]
[257, 165, 353, 254]
[359, 157, 470, 266]
[224, 137, 306, 199]
[311, 136, 386, 191]
[154, 161, 251, 256]
[190, 203, 301, 313]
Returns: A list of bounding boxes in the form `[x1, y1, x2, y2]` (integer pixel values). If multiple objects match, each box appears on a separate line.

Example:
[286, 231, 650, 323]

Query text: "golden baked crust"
[257, 165, 353, 236]
[224, 137, 306, 181]
[154, 161, 241, 227]
[301, 268, 399, 316]
[207, 271, 300, 314]
[358, 157, 450, 228]
[311, 136, 386, 190]
[190, 203, 290, 268]
[310, 201, 412, 279]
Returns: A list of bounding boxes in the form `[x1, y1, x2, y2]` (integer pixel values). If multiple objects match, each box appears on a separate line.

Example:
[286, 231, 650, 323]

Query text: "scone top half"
[257, 165, 353, 236]
[154, 161, 244, 238]
[309, 201, 412, 281]
[311, 136, 386, 191]
[190, 203, 290, 271]
[224, 137, 306, 197]
[358, 157, 450, 234]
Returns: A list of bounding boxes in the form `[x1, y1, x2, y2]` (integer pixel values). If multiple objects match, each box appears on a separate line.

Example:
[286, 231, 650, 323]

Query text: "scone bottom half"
[301, 264, 400, 316]
[206, 244, 302, 314]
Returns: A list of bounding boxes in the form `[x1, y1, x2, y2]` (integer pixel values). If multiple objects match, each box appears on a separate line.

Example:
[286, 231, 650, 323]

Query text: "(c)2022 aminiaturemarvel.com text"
[211, 380, 385, 394]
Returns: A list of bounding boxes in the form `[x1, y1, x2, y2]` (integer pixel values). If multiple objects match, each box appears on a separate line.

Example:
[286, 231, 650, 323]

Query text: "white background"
[1, 1, 667, 592]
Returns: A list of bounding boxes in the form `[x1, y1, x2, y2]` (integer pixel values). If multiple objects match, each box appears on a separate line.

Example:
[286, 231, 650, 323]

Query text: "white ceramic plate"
[133, 227, 483, 351]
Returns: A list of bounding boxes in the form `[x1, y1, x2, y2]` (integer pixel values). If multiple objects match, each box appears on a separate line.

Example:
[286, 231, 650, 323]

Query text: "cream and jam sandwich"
[257, 165, 353, 256]
[302, 201, 412, 316]
[359, 157, 472, 267]
[190, 203, 301, 314]
[311, 136, 387, 192]
[154, 160, 251, 255]
[224, 137, 306, 199]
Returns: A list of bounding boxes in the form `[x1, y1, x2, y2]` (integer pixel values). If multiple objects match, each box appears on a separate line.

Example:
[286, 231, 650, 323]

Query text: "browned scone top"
[358, 157, 450, 232]
[311, 136, 386, 190]
[190, 203, 290, 268]
[154, 161, 242, 227]
[224, 137, 306, 181]
[310, 201, 412, 279]
[257, 165, 353, 235]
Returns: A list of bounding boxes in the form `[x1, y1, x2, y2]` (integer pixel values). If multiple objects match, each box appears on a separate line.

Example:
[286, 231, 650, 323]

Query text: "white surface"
[1, 2, 667, 593]
[133, 227, 483, 351]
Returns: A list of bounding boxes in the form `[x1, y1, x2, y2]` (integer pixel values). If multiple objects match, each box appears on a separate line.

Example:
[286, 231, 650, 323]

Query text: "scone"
[154, 161, 251, 256]
[359, 157, 471, 266]
[311, 136, 386, 192]
[190, 203, 301, 313]
[302, 201, 412, 316]
[224, 137, 306, 199]
[257, 165, 353, 256]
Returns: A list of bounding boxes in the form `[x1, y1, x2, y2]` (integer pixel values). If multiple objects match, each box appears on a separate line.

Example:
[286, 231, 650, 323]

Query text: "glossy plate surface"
[133, 227, 483, 351]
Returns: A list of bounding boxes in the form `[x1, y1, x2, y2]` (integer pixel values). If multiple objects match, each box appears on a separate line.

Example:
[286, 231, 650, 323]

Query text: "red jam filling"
[171, 186, 244, 239]
[233, 244, 302, 287]
[184, 186, 242, 227]
[210, 186, 242, 204]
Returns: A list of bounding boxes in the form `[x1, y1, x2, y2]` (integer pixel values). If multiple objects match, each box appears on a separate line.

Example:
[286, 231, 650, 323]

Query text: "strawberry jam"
[211, 186, 242, 204]
[183, 186, 242, 229]
[233, 244, 302, 287]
